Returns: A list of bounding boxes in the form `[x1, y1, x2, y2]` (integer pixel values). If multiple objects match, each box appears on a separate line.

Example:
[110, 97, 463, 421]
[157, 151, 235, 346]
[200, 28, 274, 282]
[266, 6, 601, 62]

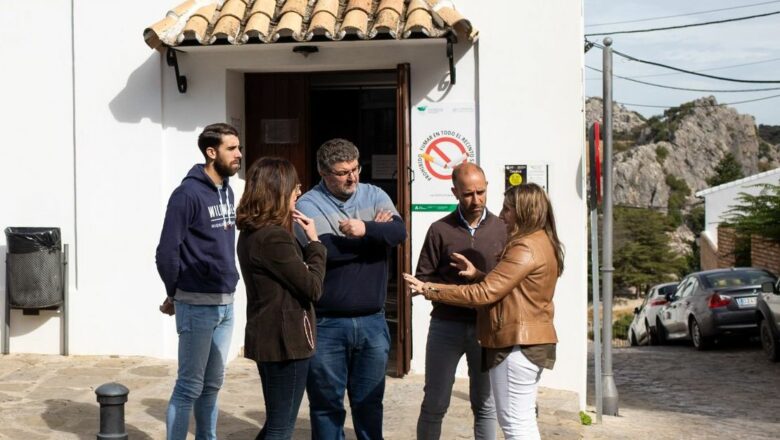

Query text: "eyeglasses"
[328, 165, 362, 178]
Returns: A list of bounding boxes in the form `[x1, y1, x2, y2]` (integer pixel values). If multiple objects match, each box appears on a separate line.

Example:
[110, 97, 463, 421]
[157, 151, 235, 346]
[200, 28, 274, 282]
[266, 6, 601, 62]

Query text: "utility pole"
[601, 36, 619, 416]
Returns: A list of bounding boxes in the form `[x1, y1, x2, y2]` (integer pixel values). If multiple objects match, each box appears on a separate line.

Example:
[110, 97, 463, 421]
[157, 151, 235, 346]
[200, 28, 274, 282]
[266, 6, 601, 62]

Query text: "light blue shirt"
[457, 206, 487, 237]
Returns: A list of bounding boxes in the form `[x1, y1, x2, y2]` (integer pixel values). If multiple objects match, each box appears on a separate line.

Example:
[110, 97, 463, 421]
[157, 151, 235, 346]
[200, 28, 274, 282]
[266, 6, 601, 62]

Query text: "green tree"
[665, 174, 690, 227]
[707, 152, 744, 187]
[724, 181, 780, 243]
[613, 207, 685, 293]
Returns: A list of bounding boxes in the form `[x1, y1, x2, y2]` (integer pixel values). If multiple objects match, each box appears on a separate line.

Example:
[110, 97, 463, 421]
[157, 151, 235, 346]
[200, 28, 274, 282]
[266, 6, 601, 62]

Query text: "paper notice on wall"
[412, 102, 477, 211]
[505, 164, 549, 192]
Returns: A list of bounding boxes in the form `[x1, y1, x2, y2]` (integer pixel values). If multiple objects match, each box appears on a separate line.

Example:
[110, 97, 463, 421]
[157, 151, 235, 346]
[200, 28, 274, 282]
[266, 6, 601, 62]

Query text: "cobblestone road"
[585, 339, 780, 439]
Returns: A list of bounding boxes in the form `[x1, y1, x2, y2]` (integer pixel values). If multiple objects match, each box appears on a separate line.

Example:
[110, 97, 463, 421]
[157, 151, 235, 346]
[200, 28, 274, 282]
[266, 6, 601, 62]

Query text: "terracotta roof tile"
[307, 0, 340, 40]
[371, 0, 404, 38]
[180, 3, 219, 44]
[143, 0, 476, 49]
[243, 0, 276, 42]
[403, 0, 433, 38]
[210, 0, 248, 43]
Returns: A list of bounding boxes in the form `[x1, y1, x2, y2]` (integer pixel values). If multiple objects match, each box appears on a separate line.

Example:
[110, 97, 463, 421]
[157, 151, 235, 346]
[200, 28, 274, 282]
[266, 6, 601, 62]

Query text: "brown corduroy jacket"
[237, 225, 326, 362]
[423, 229, 558, 348]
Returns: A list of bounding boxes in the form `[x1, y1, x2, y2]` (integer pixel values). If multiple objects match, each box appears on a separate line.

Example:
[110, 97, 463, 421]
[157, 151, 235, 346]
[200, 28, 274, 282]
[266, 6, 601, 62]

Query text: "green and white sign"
[412, 102, 477, 209]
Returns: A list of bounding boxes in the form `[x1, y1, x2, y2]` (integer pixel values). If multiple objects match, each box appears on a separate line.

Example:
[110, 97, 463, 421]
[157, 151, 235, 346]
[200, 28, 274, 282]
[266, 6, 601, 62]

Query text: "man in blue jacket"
[296, 138, 407, 440]
[156, 123, 242, 440]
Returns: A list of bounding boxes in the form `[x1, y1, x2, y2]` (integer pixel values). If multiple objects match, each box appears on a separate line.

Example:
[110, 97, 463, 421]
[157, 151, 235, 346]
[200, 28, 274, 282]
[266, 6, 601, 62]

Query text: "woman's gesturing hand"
[402, 273, 426, 297]
[293, 210, 319, 242]
[449, 252, 481, 281]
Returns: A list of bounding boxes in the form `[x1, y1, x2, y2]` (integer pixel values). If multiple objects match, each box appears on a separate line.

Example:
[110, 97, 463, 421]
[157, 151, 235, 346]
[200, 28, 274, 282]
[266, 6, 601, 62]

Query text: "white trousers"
[489, 346, 542, 440]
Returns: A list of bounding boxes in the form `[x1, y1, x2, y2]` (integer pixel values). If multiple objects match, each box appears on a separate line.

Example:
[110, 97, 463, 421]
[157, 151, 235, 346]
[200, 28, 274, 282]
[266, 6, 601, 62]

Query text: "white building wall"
[2, 0, 586, 407]
[464, 0, 587, 406]
[697, 168, 780, 247]
[0, 0, 75, 354]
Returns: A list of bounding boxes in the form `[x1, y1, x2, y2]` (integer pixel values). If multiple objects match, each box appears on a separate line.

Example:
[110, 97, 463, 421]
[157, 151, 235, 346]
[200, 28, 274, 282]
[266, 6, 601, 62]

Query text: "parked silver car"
[629, 282, 679, 346]
[656, 268, 776, 350]
[758, 278, 780, 361]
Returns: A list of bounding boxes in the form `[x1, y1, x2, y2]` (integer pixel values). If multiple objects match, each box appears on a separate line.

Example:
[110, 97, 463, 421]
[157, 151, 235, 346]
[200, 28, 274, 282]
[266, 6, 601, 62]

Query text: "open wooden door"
[244, 73, 311, 188]
[395, 63, 413, 376]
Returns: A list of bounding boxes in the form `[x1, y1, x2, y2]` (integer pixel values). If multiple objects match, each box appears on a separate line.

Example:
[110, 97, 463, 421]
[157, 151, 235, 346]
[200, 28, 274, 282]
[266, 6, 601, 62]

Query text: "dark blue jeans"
[306, 311, 390, 440]
[256, 358, 310, 440]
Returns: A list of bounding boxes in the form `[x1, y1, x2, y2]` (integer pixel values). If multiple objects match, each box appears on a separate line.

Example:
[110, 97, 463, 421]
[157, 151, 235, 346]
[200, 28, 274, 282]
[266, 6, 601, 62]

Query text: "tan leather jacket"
[423, 229, 558, 348]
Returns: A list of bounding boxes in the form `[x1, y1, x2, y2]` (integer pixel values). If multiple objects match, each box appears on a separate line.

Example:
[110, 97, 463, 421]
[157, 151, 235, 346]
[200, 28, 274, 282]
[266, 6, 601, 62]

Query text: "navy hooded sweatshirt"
[156, 164, 239, 300]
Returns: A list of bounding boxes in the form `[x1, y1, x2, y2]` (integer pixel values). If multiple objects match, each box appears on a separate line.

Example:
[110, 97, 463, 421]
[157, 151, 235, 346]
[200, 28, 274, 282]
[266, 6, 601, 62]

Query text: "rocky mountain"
[587, 96, 780, 210]
[586, 96, 780, 256]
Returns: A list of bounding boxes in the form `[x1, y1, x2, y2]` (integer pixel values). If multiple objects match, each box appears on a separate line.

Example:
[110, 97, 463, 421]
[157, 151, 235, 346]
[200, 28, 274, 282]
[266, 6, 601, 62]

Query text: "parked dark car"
[758, 278, 780, 361]
[629, 282, 678, 346]
[656, 268, 776, 350]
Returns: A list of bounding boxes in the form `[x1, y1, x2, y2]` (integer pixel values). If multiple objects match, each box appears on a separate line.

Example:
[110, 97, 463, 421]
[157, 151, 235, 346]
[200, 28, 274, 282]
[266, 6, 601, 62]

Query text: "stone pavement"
[0, 354, 584, 439]
[583, 341, 780, 440]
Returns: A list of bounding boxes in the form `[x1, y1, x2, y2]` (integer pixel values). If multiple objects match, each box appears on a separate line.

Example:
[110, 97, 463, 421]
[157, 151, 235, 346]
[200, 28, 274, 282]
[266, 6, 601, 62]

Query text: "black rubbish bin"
[4, 227, 64, 308]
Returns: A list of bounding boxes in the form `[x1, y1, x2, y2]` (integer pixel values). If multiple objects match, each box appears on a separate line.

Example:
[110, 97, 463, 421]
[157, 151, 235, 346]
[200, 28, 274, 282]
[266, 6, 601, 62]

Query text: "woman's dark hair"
[503, 184, 565, 276]
[236, 157, 299, 232]
[197, 123, 239, 160]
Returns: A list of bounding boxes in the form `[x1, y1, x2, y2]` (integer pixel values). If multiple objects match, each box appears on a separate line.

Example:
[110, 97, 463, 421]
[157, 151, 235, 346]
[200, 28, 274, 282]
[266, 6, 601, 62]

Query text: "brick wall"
[751, 235, 780, 275]
[717, 227, 737, 268]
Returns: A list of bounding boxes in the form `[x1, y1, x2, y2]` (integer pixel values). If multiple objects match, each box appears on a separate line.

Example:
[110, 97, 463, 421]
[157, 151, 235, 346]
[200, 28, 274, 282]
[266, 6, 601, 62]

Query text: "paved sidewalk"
[0, 354, 583, 439]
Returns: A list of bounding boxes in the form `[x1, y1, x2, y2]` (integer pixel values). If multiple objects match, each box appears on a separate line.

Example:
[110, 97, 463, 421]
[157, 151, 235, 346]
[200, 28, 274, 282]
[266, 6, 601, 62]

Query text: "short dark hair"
[197, 123, 239, 160]
[316, 138, 359, 173]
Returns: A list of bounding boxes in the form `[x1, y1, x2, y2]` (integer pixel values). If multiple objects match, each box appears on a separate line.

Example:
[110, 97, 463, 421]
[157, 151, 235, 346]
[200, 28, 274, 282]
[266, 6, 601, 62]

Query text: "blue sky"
[584, 0, 780, 125]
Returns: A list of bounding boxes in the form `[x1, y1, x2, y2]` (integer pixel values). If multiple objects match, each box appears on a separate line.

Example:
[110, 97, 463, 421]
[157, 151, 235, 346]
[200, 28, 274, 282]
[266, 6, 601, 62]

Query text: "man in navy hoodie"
[296, 138, 407, 440]
[156, 123, 242, 440]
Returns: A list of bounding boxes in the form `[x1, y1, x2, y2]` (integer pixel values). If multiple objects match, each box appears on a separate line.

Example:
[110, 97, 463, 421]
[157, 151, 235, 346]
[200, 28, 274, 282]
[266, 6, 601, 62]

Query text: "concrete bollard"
[95, 382, 129, 440]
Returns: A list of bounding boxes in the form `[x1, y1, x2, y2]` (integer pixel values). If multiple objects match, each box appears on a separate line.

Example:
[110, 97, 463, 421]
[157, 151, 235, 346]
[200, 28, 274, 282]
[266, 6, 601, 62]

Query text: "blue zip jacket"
[295, 181, 407, 315]
[156, 164, 239, 297]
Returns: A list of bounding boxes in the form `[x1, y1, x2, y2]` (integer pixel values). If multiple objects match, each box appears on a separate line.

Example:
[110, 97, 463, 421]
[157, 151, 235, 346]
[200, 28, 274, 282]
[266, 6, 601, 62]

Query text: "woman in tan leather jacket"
[404, 183, 564, 440]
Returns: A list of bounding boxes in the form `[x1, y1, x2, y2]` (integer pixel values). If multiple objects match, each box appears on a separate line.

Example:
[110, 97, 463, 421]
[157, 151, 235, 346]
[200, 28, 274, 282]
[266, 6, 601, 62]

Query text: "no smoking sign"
[417, 132, 475, 181]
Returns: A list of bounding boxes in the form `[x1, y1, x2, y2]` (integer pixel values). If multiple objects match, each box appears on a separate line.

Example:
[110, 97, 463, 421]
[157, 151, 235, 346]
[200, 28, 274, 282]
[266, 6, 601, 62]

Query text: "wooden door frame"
[243, 67, 414, 376]
[395, 63, 413, 376]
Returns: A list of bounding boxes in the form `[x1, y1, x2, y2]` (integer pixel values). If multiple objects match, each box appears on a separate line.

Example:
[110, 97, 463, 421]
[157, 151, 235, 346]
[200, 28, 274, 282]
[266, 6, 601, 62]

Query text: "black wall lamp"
[293, 45, 319, 57]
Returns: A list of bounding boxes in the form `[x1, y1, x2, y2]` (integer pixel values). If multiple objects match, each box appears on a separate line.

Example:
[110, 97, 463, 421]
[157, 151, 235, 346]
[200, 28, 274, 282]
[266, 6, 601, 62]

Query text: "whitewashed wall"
[0, 0, 75, 354]
[1, 0, 586, 407]
[697, 168, 780, 247]
[461, 0, 588, 406]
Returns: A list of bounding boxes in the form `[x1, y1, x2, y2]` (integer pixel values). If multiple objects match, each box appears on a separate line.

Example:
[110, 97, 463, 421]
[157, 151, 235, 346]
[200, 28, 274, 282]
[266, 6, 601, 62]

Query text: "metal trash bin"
[3, 227, 69, 355]
[5, 227, 63, 308]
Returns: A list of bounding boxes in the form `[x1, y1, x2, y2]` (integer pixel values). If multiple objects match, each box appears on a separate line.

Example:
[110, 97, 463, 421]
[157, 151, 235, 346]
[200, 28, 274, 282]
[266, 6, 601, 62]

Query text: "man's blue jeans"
[167, 302, 234, 440]
[306, 311, 390, 440]
[417, 318, 496, 440]
[256, 358, 310, 439]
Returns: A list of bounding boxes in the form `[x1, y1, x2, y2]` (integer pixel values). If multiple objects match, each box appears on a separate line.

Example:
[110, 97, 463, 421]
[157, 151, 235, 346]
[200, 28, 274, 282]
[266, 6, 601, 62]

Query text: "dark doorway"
[244, 67, 413, 376]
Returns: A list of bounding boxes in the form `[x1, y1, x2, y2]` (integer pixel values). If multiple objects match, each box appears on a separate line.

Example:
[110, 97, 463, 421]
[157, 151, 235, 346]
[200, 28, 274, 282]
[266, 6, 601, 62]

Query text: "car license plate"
[736, 297, 757, 307]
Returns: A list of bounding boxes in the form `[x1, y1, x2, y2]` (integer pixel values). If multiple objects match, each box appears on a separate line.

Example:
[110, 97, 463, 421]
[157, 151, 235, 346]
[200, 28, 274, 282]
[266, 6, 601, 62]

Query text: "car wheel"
[630, 330, 638, 346]
[760, 319, 780, 362]
[690, 318, 711, 351]
[656, 319, 667, 345]
[647, 319, 658, 346]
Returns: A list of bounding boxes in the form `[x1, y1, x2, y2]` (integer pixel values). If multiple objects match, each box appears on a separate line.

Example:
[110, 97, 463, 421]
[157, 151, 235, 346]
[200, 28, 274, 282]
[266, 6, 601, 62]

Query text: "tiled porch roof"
[144, 0, 477, 50]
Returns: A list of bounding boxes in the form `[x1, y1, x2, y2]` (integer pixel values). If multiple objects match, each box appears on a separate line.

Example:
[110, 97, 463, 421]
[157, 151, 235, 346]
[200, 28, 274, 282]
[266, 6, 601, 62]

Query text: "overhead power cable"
[586, 0, 780, 27]
[588, 41, 780, 83]
[618, 93, 780, 109]
[585, 10, 780, 37]
[585, 66, 780, 92]
[628, 57, 780, 78]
